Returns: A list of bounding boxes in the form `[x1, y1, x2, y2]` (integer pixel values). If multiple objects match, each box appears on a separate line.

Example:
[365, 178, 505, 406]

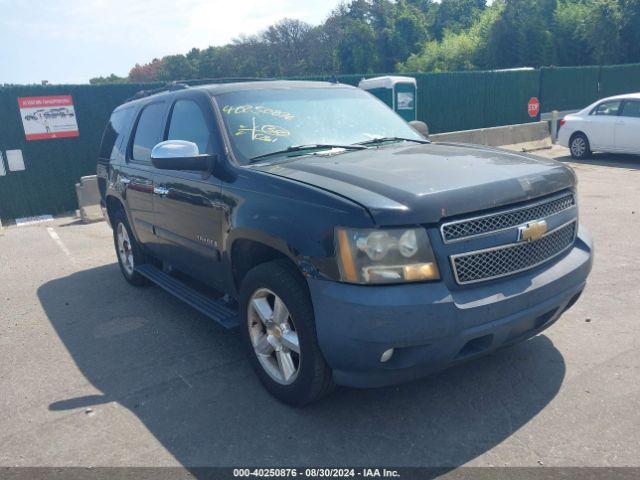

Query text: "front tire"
[570, 133, 591, 159]
[239, 259, 334, 406]
[112, 209, 149, 287]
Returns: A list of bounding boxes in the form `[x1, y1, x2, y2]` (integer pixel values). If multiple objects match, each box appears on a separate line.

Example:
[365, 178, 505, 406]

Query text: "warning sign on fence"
[18, 95, 79, 141]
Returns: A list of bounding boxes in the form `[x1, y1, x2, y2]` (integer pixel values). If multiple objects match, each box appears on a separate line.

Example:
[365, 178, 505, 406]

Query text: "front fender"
[221, 168, 374, 283]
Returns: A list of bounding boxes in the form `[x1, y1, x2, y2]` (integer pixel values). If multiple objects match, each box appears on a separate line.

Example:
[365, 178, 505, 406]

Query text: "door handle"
[153, 186, 170, 196]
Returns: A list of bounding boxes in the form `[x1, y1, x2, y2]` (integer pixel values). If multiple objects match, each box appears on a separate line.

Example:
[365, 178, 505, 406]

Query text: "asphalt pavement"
[0, 146, 638, 469]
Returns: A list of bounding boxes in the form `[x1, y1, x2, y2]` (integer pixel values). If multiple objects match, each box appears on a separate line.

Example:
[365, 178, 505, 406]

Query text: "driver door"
[585, 100, 621, 150]
[152, 94, 227, 290]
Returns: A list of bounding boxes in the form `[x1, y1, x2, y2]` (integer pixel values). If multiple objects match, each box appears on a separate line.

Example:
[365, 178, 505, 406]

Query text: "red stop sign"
[528, 97, 540, 118]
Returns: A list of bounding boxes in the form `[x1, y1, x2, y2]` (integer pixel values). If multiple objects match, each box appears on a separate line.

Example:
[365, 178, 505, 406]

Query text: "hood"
[252, 143, 576, 225]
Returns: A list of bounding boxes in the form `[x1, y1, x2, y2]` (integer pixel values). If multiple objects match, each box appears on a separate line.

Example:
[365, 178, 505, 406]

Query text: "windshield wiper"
[355, 137, 430, 146]
[249, 144, 367, 163]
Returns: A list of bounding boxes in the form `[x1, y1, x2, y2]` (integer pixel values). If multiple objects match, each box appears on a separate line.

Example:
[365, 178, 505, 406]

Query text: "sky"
[0, 0, 342, 85]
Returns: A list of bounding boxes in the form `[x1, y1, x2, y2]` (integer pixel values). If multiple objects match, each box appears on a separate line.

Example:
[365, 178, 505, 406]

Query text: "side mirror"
[150, 140, 213, 171]
[409, 120, 429, 139]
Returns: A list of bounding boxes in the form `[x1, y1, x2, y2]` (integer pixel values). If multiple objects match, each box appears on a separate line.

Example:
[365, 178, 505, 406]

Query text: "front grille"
[441, 193, 575, 243]
[451, 221, 577, 285]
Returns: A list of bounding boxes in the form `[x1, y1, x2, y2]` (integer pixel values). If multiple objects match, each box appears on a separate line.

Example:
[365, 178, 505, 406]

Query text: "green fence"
[416, 69, 540, 133]
[599, 63, 640, 98]
[0, 83, 159, 221]
[1, 63, 639, 221]
[290, 70, 540, 132]
[539, 66, 601, 113]
[540, 63, 640, 113]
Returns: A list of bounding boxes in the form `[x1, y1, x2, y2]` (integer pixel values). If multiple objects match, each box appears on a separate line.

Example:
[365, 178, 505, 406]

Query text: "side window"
[99, 107, 134, 160]
[592, 101, 621, 116]
[621, 101, 640, 118]
[132, 103, 166, 162]
[167, 100, 212, 154]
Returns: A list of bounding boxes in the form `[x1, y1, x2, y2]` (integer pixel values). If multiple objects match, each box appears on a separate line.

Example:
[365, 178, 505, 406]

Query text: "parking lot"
[1, 146, 639, 469]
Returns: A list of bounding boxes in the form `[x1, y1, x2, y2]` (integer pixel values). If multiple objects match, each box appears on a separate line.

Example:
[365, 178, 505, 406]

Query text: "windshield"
[214, 87, 423, 164]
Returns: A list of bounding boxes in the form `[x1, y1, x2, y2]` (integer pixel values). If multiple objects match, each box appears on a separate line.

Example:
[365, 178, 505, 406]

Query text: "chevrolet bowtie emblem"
[518, 220, 548, 242]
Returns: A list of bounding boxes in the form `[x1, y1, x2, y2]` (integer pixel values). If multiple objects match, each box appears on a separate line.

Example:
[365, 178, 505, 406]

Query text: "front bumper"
[308, 225, 593, 388]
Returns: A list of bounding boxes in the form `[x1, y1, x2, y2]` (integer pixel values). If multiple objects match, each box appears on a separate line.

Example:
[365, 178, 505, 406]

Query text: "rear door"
[615, 100, 640, 153]
[585, 100, 621, 150]
[122, 101, 168, 248]
[152, 93, 227, 289]
[97, 106, 135, 202]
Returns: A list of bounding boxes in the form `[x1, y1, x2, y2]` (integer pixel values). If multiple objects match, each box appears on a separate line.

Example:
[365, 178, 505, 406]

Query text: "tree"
[577, 0, 624, 65]
[433, 0, 487, 40]
[336, 18, 379, 73]
[553, 0, 594, 66]
[482, 0, 555, 69]
[399, 3, 503, 72]
[92, 0, 640, 82]
[156, 54, 197, 81]
[620, 0, 640, 62]
[128, 58, 164, 82]
[89, 73, 126, 85]
[262, 19, 314, 76]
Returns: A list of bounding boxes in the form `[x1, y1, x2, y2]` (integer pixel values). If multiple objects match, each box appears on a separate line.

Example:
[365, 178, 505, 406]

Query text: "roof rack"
[125, 82, 189, 103]
[172, 77, 276, 86]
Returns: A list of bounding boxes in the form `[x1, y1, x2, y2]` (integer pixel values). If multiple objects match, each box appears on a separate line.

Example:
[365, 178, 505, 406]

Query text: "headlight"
[335, 227, 440, 284]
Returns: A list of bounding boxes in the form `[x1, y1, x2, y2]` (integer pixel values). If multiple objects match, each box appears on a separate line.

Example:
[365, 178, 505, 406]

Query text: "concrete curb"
[430, 121, 552, 151]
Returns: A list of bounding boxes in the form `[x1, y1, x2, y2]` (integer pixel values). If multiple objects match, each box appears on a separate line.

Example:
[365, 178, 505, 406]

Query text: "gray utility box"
[75, 175, 104, 223]
[358, 76, 418, 122]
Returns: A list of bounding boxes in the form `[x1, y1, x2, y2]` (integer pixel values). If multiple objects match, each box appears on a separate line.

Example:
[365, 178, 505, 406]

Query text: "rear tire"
[570, 133, 591, 159]
[239, 259, 334, 406]
[112, 209, 150, 287]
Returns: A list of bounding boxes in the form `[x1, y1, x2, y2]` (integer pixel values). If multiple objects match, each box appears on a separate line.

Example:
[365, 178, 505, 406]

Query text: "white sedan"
[557, 93, 640, 159]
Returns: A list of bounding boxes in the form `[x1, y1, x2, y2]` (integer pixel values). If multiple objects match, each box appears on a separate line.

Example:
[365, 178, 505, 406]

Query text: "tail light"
[559, 118, 566, 127]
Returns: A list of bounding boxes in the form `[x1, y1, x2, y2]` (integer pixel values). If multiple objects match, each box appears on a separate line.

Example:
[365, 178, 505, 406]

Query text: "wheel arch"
[105, 194, 125, 226]
[228, 230, 312, 294]
[570, 130, 590, 145]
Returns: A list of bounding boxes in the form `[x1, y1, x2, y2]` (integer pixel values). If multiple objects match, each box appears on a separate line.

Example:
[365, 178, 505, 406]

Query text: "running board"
[135, 264, 239, 329]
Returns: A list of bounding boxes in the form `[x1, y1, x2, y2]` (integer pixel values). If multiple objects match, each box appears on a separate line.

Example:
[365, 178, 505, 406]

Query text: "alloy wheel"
[116, 222, 134, 275]
[247, 288, 301, 385]
[571, 137, 586, 157]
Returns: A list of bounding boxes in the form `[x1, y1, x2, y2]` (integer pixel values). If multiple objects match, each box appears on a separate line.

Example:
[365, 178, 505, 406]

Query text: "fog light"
[380, 348, 394, 363]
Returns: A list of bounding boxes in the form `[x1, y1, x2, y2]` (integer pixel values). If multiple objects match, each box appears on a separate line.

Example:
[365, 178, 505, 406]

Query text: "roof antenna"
[329, 74, 338, 84]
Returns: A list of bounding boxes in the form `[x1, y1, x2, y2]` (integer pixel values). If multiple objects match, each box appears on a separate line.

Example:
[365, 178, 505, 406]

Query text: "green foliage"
[400, 4, 503, 72]
[88, 0, 640, 82]
[576, 0, 624, 64]
[156, 55, 197, 81]
[433, 0, 487, 39]
[482, 0, 556, 68]
[403, 0, 640, 72]
[89, 74, 127, 85]
[620, 0, 640, 61]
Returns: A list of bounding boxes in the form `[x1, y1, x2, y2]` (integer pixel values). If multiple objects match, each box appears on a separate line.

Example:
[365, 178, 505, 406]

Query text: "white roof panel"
[358, 76, 417, 90]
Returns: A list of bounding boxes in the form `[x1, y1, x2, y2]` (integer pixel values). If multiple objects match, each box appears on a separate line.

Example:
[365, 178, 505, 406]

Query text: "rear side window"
[592, 100, 621, 116]
[167, 100, 212, 154]
[132, 103, 166, 162]
[621, 100, 640, 118]
[99, 107, 134, 160]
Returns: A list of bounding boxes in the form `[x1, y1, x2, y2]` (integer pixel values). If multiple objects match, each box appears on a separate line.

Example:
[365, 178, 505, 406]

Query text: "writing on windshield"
[217, 87, 422, 163]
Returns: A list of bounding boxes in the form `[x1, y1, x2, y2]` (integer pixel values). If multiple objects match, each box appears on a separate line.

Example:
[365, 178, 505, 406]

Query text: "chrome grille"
[441, 193, 575, 243]
[451, 221, 577, 285]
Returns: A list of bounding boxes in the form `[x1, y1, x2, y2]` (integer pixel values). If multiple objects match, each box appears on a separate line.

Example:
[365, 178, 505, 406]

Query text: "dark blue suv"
[98, 81, 593, 405]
